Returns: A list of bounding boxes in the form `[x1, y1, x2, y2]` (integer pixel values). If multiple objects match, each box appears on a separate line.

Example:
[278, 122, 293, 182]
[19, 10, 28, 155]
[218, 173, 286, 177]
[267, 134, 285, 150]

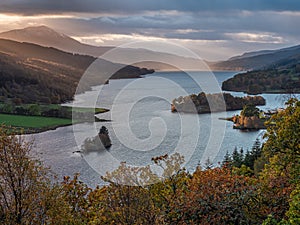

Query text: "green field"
[0, 103, 109, 116]
[71, 107, 109, 114]
[0, 103, 110, 134]
[38, 104, 108, 113]
[0, 113, 72, 129]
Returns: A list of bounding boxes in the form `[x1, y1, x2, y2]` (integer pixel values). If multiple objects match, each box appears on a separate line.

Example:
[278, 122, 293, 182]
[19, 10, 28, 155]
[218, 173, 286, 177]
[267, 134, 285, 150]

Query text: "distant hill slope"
[0, 39, 153, 104]
[227, 45, 300, 61]
[0, 26, 209, 71]
[3, 26, 299, 72]
[211, 45, 300, 71]
[222, 54, 300, 94]
[0, 26, 113, 57]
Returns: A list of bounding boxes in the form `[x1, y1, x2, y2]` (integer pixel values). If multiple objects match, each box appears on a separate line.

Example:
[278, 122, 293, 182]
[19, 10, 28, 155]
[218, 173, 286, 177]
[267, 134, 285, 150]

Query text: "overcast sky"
[0, 0, 299, 60]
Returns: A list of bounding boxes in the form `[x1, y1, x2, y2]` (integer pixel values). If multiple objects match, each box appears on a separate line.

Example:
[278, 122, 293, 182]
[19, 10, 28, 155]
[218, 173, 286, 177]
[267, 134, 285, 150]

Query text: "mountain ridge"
[0, 38, 154, 104]
[0, 26, 113, 57]
[228, 44, 300, 61]
[212, 44, 300, 71]
[0, 26, 210, 71]
[1, 26, 300, 72]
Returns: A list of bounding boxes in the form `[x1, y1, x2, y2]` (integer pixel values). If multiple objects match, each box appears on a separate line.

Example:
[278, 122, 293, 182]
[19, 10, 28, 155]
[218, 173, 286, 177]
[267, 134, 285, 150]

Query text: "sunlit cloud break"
[0, 0, 299, 60]
[225, 32, 284, 44]
[0, 13, 74, 21]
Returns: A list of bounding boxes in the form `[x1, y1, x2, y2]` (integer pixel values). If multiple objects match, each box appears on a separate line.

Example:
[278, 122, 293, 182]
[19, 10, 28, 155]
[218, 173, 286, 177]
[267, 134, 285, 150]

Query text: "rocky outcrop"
[232, 115, 266, 130]
[171, 92, 266, 114]
[82, 126, 112, 151]
[98, 126, 112, 148]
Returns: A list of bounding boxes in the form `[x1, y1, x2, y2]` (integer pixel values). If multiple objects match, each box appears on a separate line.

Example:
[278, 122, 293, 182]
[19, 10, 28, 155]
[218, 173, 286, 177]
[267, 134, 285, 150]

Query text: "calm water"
[28, 71, 291, 187]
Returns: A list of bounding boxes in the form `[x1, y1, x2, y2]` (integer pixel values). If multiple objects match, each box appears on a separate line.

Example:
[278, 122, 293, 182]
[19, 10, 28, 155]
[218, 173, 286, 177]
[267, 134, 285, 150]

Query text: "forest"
[0, 39, 154, 104]
[222, 56, 300, 95]
[0, 98, 299, 224]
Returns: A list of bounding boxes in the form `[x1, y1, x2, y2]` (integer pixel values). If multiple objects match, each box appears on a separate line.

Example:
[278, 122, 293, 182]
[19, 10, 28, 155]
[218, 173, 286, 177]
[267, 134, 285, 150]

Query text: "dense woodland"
[0, 99, 299, 224]
[0, 39, 153, 104]
[222, 56, 300, 94]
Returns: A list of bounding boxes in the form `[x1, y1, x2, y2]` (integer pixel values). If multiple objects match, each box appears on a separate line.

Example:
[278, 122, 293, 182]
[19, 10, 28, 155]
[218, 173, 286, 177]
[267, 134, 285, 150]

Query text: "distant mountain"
[0, 39, 153, 104]
[228, 50, 276, 61]
[212, 45, 300, 71]
[0, 26, 208, 71]
[0, 26, 112, 57]
[5, 26, 300, 72]
[228, 45, 300, 61]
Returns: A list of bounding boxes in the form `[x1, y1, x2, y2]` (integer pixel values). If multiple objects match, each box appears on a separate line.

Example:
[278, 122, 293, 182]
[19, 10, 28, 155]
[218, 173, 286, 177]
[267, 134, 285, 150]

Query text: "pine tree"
[222, 150, 232, 167]
[232, 147, 243, 168]
[243, 149, 252, 169]
[204, 157, 213, 169]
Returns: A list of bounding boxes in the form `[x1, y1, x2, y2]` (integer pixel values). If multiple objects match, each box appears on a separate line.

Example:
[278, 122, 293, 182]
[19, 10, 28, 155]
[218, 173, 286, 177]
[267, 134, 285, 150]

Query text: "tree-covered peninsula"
[222, 56, 300, 95]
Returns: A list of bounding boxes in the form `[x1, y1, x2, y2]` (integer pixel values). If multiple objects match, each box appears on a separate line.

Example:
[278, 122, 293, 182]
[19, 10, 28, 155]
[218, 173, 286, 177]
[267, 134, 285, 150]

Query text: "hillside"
[0, 26, 209, 71]
[211, 45, 300, 71]
[2, 26, 300, 72]
[222, 54, 300, 94]
[0, 26, 113, 57]
[0, 39, 153, 104]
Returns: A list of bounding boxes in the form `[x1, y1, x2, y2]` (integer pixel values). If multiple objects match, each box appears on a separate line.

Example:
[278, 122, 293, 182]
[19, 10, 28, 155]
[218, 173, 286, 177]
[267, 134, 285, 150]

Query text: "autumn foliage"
[0, 99, 299, 224]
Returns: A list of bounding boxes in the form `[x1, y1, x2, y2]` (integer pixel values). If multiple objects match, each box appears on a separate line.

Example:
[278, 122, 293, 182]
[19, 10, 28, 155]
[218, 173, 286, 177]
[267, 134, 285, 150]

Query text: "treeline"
[172, 92, 265, 113]
[0, 99, 299, 224]
[0, 39, 154, 104]
[0, 103, 72, 118]
[222, 138, 262, 174]
[0, 103, 108, 122]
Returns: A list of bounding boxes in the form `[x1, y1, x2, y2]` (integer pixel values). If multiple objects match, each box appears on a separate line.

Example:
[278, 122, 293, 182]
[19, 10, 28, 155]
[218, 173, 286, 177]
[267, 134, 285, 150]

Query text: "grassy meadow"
[0, 113, 72, 128]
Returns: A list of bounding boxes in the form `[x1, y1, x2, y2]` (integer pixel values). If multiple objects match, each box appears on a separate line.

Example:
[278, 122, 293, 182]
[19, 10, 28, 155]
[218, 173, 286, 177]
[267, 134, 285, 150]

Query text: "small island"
[82, 126, 112, 152]
[230, 105, 267, 130]
[171, 92, 266, 114]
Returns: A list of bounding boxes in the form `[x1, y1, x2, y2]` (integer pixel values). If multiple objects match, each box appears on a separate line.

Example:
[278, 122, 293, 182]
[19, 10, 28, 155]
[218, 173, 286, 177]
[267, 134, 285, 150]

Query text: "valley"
[0, 1, 299, 223]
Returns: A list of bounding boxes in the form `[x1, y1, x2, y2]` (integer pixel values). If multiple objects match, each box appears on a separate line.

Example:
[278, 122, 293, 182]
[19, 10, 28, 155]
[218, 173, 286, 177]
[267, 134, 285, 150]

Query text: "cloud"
[1, 0, 300, 15]
[0, 1, 299, 60]
[41, 10, 300, 42]
[1, 1, 299, 42]
[225, 32, 284, 44]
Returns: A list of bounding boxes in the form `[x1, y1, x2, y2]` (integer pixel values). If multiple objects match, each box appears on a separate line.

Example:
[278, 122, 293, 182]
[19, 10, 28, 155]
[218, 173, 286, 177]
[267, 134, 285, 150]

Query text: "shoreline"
[1, 106, 111, 135]
[9, 119, 111, 135]
[222, 89, 300, 95]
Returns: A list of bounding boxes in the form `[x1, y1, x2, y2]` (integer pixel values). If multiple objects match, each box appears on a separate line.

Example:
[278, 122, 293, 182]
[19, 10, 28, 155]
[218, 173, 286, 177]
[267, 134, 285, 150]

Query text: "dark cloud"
[0, 0, 299, 60]
[46, 11, 299, 43]
[1, 0, 300, 15]
[164, 31, 228, 41]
